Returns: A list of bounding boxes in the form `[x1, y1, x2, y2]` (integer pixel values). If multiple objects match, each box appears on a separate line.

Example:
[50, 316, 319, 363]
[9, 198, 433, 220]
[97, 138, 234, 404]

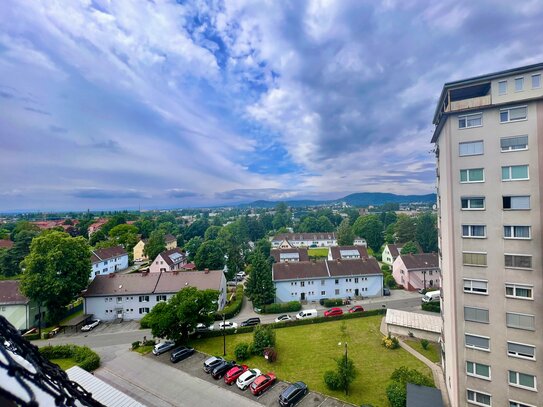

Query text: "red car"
[250, 373, 277, 396]
[224, 364, 248, 385]
[349, 305, 364, 313]
[324, 307, 343, 317]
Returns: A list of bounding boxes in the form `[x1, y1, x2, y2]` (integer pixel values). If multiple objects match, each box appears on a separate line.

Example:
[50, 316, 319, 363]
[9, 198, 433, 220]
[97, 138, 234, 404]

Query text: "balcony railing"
[446, 95, 491, 112]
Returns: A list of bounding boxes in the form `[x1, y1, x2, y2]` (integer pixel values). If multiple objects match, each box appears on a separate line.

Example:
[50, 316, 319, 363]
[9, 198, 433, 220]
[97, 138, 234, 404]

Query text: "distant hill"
[238, 192, 436, 208]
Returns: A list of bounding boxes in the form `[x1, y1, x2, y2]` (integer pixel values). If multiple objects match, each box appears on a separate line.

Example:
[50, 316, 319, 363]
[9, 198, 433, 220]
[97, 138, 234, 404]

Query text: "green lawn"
[404, 339, 441, 364]
[50, 358, 77, 371]
[307, 247, 329, 257]
[191, 316, 433, 406]
[134, 345, 154, 355]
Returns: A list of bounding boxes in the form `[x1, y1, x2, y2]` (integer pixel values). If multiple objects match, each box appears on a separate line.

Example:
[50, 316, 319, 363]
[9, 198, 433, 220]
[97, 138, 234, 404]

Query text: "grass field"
[134, 345, 154, 355]
[307, 247, 329, 257]
[404, 339, 441, 364]
[191, 316, 433, 406]
[50, 358, 77, 371]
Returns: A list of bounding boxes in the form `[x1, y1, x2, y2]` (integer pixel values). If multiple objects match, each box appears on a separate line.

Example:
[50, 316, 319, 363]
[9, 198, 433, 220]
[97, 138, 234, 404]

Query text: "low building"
[0, 280, 43, 331]
[271, 248, 309, 263]
[392, 253, 440, 291]
[271, 233, 338, 248]
[88, 218, 107, 235]
[133, 234, 177, 262]
[382, 242, 422, 266]
[150, 248, 186, 273]
[164, 234, 177, 250]
[272, 258, 383, 302]
[385, 308, 441, 342]
[91, 246, 129, 278]
[83, 270, 226, 321]
[328, 245, 369, 260]
[353, 237, 367, 247]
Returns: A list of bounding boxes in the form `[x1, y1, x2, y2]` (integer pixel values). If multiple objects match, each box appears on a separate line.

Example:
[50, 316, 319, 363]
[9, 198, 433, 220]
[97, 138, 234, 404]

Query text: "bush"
[421, 302, 440, 313]
[323, 298, 344, 307]
[234, 342, 250, 360]
[252, 325, 276, 355]
[381, 264, 390, 273]
[215, 285, 244, 320]
[40, 345, 100, 371]
[382, 334, 400, 349]
[384, 274, 397, 288]
[420, 339, 429, 350]
[386, 367, 434, 407]
[132, 341, 141, 350]
[319, 298, 328, 306]
[324, 370, 341, 390]
[140, 314, 151, 329]
[262, 301, 301, 314]
[143, 339, 156, 346]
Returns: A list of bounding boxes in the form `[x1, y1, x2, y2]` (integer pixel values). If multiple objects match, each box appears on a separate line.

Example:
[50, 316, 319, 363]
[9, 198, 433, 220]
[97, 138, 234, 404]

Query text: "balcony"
[442, 82, 492, 114]
[447, 95, 491, 112]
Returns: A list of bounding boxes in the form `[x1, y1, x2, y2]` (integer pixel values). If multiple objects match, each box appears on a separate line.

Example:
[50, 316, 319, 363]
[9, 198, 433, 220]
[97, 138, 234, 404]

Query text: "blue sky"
[1, 1, 542, 211]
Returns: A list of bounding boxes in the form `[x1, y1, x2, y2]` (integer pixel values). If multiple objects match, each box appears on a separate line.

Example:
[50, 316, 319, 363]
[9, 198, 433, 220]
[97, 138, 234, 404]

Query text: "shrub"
[234, 342, 250, 360]
[319, 298, 328, 306]
[384, 274, 397, 288]
[323, 298, 344, 307]
[252, 325, 276, 355]
[40, 345, 100, 372]
[143, 339, 156, 346]
[140, 314, 151, 329]
[421, 302, 440, 313]
[262, 301, 301, 314]
[324, 370, 341, 390]
[382, 334, 400, 349]
[421, 339, 429, 350]
[386, 367, 434, 407]
[131, 341, 141, 350]
[381, 264, 390, 273]
[215, 285, 244, 320]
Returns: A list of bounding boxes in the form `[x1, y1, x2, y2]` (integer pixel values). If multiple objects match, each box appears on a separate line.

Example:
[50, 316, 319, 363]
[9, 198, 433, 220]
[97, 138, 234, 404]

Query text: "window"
[461, 168, 484, 183]
[116, 297, 122, 303]
[498, 80, 507, 95]
[462, 225, 486, 238]
[502, 165, 529, 181]
[532, 73, 541, 89]
[354, 278, 359, 283]
[459, 113, 482, 129]
[466, 361, 491, 380]
[463, 279, 488, 294]
[504, 226, 531, 239]
[507, 342, 535, 360]
[321, 279, 325, 285]
[459, 141, 484, 156]
[138, 307, 150, 314]
[505, 254, 532, 269]
[321, 291, 326, 296]
[505, 283, 533, 300]
[467, 389, 491, 406]
[335, 279, 339, 285]
[509, 371, 537, 391]
[139, 295, 149, 303]
[515, 77, 524, 92]
[465, 334, 490, 351]
[334, 289, 340, 295]
[501, 135, 528, 151]
[509, 401, 536, 407]
[500, 106, 527, 123]
[464, 306, 489, 323]
[462, 197, 485, 210]
[463, 252, 487, 267]
[156, 295, 167, 302]
[503, 196, 530, 210]
[300, 281, 305, 287]
[507, 312, 535, 331]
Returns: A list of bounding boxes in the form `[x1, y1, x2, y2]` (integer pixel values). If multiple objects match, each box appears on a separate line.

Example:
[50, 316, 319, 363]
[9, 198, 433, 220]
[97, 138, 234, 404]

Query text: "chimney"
[204, 268, 209, 274]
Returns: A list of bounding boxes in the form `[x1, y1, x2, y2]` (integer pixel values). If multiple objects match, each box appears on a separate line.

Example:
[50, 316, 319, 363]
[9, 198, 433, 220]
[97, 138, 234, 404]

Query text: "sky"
[1, 0, 543, 212]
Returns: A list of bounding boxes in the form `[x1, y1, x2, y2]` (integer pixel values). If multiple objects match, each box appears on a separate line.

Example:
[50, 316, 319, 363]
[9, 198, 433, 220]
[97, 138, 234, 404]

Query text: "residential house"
[271, 248, 309, 263]
[133, 234, 177, 262]
[83, 270, 226, 321]
[91, 246, 129, 278]
[382, 242, 422, 266]
[271, 233, 338, 248]
[353, 237, 367, 247]
[272, 258, 383, 303]
[0, 239, 14, 249]
[88, 219, 107, 235]
[0, 280, 43, 331]
[150, 248, 186, 273]
[328, 245, 369, 260]
[392, 253, 440, 291]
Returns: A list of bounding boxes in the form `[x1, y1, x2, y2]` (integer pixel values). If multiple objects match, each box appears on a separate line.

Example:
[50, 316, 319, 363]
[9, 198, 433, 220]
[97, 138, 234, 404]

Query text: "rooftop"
[0, 280, 29, 305]
[91, 245, 128, 263]
[271, 248, 309, 263]
[272, 258, 381, 281]
[329, 245, 368, 260]
[0, 239, 14, 249]
[400, 253, 439, 270]
[159, 247, 186, 267]
[385, 308, 441, 334]
[272, 232, 337, 242]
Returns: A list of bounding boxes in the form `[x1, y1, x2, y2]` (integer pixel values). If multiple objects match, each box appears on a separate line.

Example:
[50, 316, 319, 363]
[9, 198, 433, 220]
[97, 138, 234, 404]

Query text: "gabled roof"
[91, 246, 128, 264]
[272, 232, 337, 242]
[159, 248, 186, 267]
[329, 245, 368, 260]
[327, 258, 381, 277]
[272, 258, 381, 281]
[386, 242, 422, 258]
[0, 280, 29, 305]
[399, 253, 439, 270]
[164, 234, 176, 243]
[154, 270, 223, 293]
[271, 248, 309, 263]
[0, 239, 14, 249]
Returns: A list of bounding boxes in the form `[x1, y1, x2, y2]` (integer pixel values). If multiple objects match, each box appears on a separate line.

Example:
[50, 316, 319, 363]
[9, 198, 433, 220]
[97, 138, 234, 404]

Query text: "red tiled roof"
[158, 248, 185, 267]
[329, 246, 369, 260]
[399, 253, 439, 270]
[91, 245, 128, 264]
[272, 258, 381, 281]
[271, 248, 309, 263]
[0, 239, 14, 249]
[154, 270, 223, 293]
[0, 280, 29, 305]
[387, 242, 423, 258]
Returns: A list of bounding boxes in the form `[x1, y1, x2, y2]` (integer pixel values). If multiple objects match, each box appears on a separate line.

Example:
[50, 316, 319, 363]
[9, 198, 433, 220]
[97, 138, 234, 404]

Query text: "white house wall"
[91, 255, 129, 278]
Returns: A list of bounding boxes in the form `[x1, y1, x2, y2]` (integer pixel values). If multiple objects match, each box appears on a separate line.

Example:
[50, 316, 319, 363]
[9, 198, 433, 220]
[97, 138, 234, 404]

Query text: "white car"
[81, 319, 101, 332]
[219, 321, 238, 330]
[196, 323, 214, 332]
[152, 341, 176, 355]
[236, 368, 261, 390]
[275, 314, 292, 323]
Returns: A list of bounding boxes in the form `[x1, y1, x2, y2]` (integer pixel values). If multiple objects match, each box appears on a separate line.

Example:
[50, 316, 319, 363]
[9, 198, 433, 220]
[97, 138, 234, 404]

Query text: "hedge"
[421, 302, 440, 313]
[40, 344, 100, 371]
[323, 298, 344, 307]
[215, 285, 244, 320]
[261, 301, 301, 314]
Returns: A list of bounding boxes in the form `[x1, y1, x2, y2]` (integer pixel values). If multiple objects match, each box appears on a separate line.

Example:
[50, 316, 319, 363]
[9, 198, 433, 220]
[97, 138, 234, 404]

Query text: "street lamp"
[338, 341, 348, 395]
[222, 313, 226, 356]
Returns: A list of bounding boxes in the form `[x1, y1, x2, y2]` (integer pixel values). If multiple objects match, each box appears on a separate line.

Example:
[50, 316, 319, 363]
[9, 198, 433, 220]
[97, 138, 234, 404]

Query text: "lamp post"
[222, 313, 226, 356]
[338, 341, 348, 395]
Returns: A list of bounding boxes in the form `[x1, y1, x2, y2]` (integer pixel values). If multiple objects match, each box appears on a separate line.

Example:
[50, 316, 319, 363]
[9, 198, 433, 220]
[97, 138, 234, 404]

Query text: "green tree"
[400, 241, 419, 255]
[204, 225, 221, 241]
[298, 216, 319, 232]
[134, 219, 155, 239]
[0, 229, 40, 277]
[194, 240, 225, 270]
[144, 231, 166, 261]
[246, 217, 265, 241]
[252, 325, 276, 355]
[101, 214, 126, 236]
[184, 236, 203, 262]
[245, 251, 275, 307]
[89, 229, 107, 246]
[20, 231, 91, 325]
[323, 353, 357, 395]
[226, 246, 244, 281]
[352, 215, 384, 252]
[384, 223, 396, 244]
[141, 286, 218, 343]
[386, 367, 434, 407]
[185, 218, 209, 240]
[395, 215, 416, 243]
[416, 212, 438, 253]
[336, 218, 354, 245]
[109, 224, 139, 252]
[317, 215, 334, 232]
[380, 211, 398, 228]
[272, 203, 290, 230]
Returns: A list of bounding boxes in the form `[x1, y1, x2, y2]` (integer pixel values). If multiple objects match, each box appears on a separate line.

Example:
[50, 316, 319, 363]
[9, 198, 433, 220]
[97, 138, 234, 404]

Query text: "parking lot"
[57, 320, 142, 337]
[149, 350, 355, 407]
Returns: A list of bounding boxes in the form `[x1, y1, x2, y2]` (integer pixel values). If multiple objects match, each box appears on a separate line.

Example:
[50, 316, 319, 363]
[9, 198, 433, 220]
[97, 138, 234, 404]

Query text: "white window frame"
[467, 388, 492, 406]
[503, 225, 531, 240]
[462, 252, 487, 267]
[465, 334, 490, 351]
[466, 361, 491, 380]
[506, 312, 535, 331]
[462, 225, 486, 239]
[498, 80, 507, 95]
[459, 112, 483, 129]
[461, 197, 485, 211]
[502, 165, 529, 181]
[500, 105, 528, 123]
[503, 195, 530, 210]
[459, 140, 484, 156]
[504, 254, 532, 270]
[500, 135, 528, 152]
[509, 400, 536, 407]
[463, 279, 488, 295]
[508, 370, 537, 391]
[532, 73, 541, 89]
[514, 77, 524, 92]
[507, 341, 536, 361]
[460, 168, 485, 183]
[505, 283, 533, 300]
[464, 306, 489, 324]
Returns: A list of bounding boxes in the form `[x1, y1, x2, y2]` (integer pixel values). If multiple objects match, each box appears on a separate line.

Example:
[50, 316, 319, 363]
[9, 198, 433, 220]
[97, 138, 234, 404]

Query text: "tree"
[109, 224, 139, 254]
[416, 212, 438, 253]
[134, 219, 155, 239]
[144, 231, 166, 261]
[336, 218, 354, 245]
[185, 219, 209, 240]
[20, 231, 91, 325]
[272, 203, 290, 230]
[246, 217, 265, 241]
[226, 246, 244, 281]
[384, 223, 396, 244]
[317, 216, 334, 232]
[352, 215, 384, 252]
[298, 216, 319, 232]
[194, 240, 225, 270]
[89, 229, 107, 246]
[252, 325, 276, 355]
[323, 353, 357, 395]
[245, 251, 275, 307]
[142, 287, 218, 343]
[0, 229, 40, 277]
[184, 236, 203, 262]
[380, 211, 398, 228]
[395, 215, 416, 243]
[386, 367, 434, 407]
[400, 241, 419, 255]
[101, 214, 126, 236]
[204, 225, 221, 241]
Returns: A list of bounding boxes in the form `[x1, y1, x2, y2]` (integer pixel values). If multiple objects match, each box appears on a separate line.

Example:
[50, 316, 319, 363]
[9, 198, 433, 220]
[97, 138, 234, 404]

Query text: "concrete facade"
[433, 63, 543, 407]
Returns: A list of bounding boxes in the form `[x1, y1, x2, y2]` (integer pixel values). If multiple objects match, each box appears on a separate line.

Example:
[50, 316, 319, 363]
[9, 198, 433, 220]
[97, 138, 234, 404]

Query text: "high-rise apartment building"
[432, 63, 543, 407]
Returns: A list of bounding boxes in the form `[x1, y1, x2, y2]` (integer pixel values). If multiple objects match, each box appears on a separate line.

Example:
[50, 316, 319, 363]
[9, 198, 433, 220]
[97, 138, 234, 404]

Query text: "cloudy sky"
[1, 1, 542, 211]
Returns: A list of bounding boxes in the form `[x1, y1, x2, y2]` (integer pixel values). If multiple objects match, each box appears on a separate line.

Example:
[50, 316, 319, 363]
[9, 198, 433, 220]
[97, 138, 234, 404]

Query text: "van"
[422, 290, 440, 303]
[296, 309, 318, 320]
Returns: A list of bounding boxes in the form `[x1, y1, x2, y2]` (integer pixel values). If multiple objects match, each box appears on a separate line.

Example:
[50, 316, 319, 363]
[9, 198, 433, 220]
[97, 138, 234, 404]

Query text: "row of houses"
[271, 232, 367, 248]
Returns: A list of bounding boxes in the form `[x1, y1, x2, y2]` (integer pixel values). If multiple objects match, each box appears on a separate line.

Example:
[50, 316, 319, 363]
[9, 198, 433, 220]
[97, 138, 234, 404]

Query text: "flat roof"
[385, 308, 441, 334]
[406, 383, 443, 407]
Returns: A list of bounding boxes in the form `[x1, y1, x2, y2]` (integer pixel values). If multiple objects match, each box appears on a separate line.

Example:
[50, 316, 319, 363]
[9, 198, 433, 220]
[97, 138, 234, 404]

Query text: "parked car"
[226, 281, 238, 288]
[236, 368, 261, 390]
[203, 356, 225, 373]
[81, 319, 101, 332]
[324, 307, 343, 317]
[219, 321, 238, 330]
[274, 314, 292, 323]
[196, 323, 214, 332]
[152, 341, 176, 356]
[348, 305, 364, 313]
[224, 364, 249, 385]
[295, 309, 318, 320]
[279, 381, 308, 406]
[236, 271, 246, 279]
[170, 347, 194, 363]
[211, 360, 237, 379]
[240, 317, 261, 327]
[250, 373, 276, 396]
[383, 287, 391, 296]
[422, 290, 440, 303]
